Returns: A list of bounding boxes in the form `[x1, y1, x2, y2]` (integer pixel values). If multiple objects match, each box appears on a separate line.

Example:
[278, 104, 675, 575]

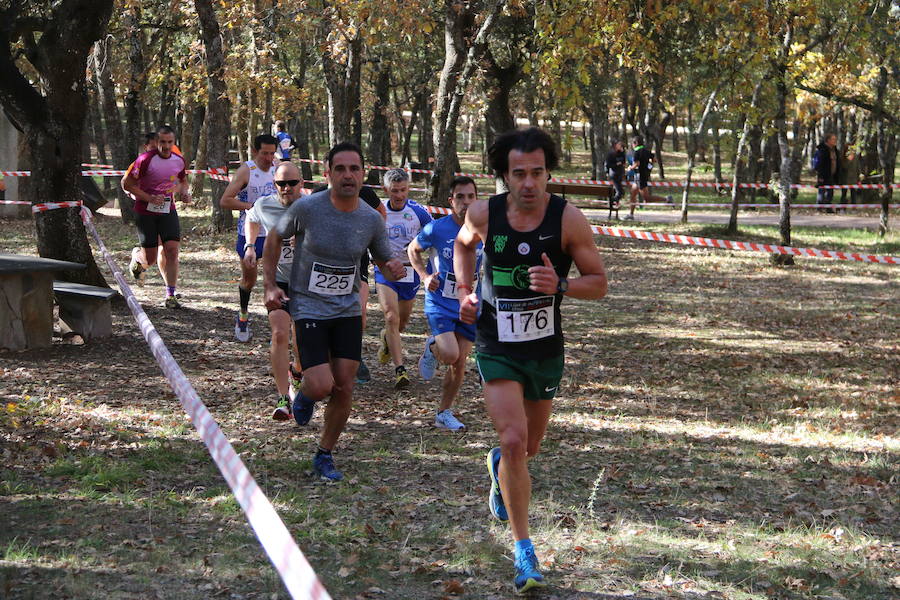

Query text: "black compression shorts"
[294, 316, 362, 368]
[136, 212, 181, 247]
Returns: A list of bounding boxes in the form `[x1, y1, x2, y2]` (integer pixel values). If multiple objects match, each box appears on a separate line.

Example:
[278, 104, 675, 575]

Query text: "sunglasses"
[275, 179, 300, 188]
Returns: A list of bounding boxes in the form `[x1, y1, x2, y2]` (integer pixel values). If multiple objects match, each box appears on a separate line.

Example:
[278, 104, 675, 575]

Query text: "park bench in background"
[53, 281, 118, 342]
[547, 181, 618, 220]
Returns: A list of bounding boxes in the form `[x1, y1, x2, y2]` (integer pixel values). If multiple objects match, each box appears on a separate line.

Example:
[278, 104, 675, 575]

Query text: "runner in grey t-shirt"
[262, 143, 405, 482]
[276, 188, 390, 320]
[245, 162, 307, 421]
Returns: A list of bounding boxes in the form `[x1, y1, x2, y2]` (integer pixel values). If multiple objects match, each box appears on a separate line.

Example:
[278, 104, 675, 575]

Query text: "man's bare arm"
[122, 173, 157, 204]
[408, 238, 439, 293]
[261, 232, 288, 310]
[453, 200, 487, 297]
[218, 165, 250, 210]
[561, 205, 607, 300]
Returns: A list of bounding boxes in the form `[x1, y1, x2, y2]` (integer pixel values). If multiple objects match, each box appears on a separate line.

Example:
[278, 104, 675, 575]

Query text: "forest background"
[1, 0, 898, 285]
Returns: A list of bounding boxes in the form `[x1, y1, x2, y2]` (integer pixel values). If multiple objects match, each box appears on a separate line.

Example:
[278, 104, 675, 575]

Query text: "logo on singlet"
[492, 264, 531, 290]
[493, 235, 508, 253]
[518, 242, 530, 255]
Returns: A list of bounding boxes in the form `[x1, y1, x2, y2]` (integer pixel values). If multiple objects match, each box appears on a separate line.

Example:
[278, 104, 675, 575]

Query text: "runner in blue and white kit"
[275, 121, 294, 161]
[220, 134, 278, 341]
[407, 176, 482, 431]
[374, 168, 432, 389]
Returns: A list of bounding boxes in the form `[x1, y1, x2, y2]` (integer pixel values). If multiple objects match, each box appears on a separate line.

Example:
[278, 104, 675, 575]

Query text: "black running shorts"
[136, 211, 181, 247]
[294, 316, 362, 368]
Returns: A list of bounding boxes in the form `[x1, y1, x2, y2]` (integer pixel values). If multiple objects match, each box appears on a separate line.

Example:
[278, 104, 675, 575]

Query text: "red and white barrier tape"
[32, 201, 83, 213]
[75, 207, 331, 600]
[592, 225, 898, 264]
[81, 163, 113, 168]
[425, 206, 898, 264]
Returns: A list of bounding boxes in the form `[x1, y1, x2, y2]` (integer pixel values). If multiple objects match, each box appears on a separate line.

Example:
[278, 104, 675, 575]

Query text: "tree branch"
[795, 82, 900, 126]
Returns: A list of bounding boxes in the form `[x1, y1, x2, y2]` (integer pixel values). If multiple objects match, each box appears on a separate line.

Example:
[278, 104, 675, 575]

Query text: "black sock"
[395, 365, 406, 374]
[316, 447, 332, 457]
[238, 285, 251, 313]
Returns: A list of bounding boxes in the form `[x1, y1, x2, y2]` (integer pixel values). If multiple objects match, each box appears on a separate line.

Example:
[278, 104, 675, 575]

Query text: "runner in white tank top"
[219, 134, 278, 342]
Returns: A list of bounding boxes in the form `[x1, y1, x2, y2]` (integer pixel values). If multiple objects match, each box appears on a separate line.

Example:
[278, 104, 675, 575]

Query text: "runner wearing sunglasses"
[244, 162, 308, 420]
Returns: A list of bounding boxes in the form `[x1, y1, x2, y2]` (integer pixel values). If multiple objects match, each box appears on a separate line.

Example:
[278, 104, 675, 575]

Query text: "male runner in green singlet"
[454, 127, 608, 593]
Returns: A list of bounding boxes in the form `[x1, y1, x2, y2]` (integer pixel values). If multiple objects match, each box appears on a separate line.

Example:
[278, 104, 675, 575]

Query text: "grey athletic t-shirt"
[276, 189, 392, 320]
[246, 193, 296, 284]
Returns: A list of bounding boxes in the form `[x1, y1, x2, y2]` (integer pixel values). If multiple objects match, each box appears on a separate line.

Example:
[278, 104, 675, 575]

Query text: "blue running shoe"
[292, 393, 315, 426]
[418, 336, 438, 381]
[313, 452, 343, 482]
[355, 359, 371, 384]
[486, 447, 508, 521]
[513, 546, 546, 594]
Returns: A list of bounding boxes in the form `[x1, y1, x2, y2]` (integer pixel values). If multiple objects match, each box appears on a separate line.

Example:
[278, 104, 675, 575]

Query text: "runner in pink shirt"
[123, 125, 191, 308]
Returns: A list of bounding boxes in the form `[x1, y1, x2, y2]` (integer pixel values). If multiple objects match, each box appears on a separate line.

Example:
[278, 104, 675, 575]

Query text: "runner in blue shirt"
[275, 121, 295, 161]
[408, 176, 483, 430]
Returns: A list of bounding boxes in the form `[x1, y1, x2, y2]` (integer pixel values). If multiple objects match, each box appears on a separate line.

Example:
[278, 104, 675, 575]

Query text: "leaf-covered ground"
[1, 207, 897, 600]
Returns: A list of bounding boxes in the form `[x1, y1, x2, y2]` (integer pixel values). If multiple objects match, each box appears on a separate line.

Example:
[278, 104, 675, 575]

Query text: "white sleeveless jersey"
[237, 160, 276, 237]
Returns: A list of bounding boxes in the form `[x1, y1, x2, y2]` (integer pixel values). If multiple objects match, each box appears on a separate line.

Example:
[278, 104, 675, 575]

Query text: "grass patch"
[45, 456, 143, 493]
[3, 537, 40, 562]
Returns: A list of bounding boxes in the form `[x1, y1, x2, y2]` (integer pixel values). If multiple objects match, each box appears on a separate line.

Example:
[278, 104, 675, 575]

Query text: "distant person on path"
[454, 127, 608, 593]
[122, 125, 191, 309]
[625, 135, 672, 220]
[605, 139, 627, 206]
[374, 168, 432, 390]
[219, 134, 278, 341]
[244, 161, 306, 420]
[839, 145, 861, 208]
[263, 142, 405, 481]
[814, 133, 840, 214]
[275, 121, 295, 162]
[407, 176, 483, 431]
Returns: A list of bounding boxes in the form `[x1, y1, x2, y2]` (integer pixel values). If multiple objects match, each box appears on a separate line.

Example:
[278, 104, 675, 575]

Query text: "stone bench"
[53, 281, 118, 341]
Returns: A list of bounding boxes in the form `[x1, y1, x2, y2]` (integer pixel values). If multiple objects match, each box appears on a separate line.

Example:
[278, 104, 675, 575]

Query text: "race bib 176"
[495, 296, 555, 342]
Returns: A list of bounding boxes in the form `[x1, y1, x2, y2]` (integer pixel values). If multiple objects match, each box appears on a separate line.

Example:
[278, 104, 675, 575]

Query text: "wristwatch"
[557, 277, 569, 294]
[244, 243, 256, 252]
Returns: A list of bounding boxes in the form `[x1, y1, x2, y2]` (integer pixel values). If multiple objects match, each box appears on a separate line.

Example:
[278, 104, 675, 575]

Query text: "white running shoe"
[129, 247, 146, 286]
[234, 314, 252, 342]
[435, 409, 465, 431]
[418, 336, 438, 381]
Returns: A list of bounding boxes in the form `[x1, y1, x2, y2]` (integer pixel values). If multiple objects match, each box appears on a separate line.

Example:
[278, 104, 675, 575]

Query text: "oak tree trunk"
[195, 0, 232, 232]
[0, 0, 115, 286]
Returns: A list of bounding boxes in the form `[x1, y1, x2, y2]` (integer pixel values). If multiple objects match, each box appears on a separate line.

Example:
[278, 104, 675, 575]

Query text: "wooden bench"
[53, 281, 118, 342]
[547, 182, 619, 220]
